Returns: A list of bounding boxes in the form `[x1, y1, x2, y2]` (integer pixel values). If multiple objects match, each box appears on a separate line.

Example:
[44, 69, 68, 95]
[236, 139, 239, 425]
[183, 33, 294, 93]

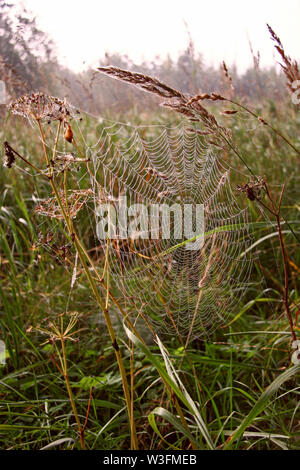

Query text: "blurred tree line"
[0, 1, 288, 115]
[0, 2, 56, 98]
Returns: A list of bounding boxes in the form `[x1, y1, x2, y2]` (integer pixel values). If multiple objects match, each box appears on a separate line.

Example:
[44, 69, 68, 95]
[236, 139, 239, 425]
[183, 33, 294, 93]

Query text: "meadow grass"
[0, 99, 299, 450]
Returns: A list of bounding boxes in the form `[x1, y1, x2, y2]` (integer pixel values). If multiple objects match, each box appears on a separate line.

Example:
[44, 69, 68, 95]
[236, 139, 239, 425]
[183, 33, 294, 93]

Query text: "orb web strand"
[86, 122, 256, 340]
[12, 108, 266, 339]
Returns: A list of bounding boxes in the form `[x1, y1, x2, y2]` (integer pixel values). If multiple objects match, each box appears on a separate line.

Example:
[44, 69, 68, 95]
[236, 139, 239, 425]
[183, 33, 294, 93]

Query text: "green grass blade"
[148, 407, 197, 449]
[123, 322, 214, 449]
[224, 364, 300, 449]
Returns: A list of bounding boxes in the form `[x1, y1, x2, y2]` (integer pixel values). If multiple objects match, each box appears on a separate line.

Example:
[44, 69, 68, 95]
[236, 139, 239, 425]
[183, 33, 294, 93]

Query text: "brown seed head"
[236, 179, 265, 201]
[3, 141, 15, 168]
[65, 124, 73, 143]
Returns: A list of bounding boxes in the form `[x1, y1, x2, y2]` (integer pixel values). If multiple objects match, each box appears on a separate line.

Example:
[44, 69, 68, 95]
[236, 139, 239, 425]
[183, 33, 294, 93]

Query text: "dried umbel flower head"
[34, 312, 82, 345]
[35, 189, 94, 220]
[3, 141, 15, 168]
[9, 92, 71, 122]
[236, 178, 265, 201]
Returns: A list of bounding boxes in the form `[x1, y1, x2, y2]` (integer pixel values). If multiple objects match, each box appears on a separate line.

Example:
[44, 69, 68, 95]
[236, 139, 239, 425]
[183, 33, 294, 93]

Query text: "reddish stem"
[256, 183, 297, 342]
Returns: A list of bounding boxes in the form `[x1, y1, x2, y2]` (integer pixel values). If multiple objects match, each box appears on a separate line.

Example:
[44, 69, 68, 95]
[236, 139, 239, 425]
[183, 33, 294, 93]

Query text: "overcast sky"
[21, 0, 300, 73]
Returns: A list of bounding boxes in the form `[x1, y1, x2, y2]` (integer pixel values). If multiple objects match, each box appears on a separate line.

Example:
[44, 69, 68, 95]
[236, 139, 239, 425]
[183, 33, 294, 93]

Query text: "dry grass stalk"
[248, 41, 260, 71]
[237, 179, 297, 342]
[97, 66, 231, 139]
[0, 55, 27, 97]
[98, 66, 184, 100]
[267, 24, 300, 92]
[187, 91, 300, 159]
[221, 61, 234, 96]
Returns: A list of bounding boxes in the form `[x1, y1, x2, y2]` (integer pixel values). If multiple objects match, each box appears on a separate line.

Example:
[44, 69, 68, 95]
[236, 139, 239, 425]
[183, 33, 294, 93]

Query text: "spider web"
[82, 120, 256, 339]
[17, 107, 258, 340]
